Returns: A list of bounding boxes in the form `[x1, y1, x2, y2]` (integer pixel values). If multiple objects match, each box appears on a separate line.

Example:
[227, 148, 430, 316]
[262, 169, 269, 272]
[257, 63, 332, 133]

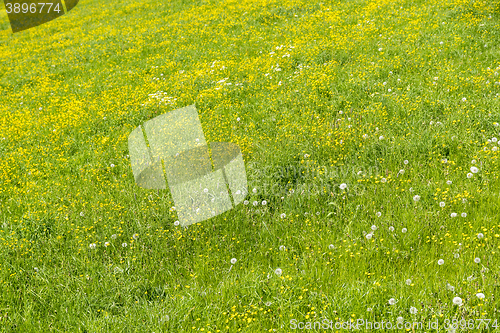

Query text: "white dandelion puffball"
[405, 279, 412, 285]
[413, 195, 420, 202]
[230, 258, 237, 264]
[275, 268, 282, 275]
[174, 220, 180, 226]
[461, 212, 467, 217]
[366, 233, 373, 240]
[439, 201, 445, 207]
[381, 177, 387, 183]
[371, 225, 377, 231]
[252, 188, 257, 194]
[452, 297, 463, 306]
[376, 212, 382, 217]
[132, 233, 139, 240]
[280, 213, 286, 219]
[379, 135, 384, 140]
[89, 243, 96, 249]
[476, 293, 485, 299]
[389, 226, 395, 232]
[410, 306, 418, 314]
[110, 163, 115, 168]
[262, 200, 267, 205]
[477, 233, 484, 239]
[399, 169, 404, 174]
[450, 213, 457, 218]
[252, 201, 258, 206]
[396, 317, 403, 324]
[446, 180, 452, 185]
[438, 259, 444, 265]
[243, 200, 249, 205]
[454, 253, 459, 259]
[388, 298, 396, 305]
[329, 244, 335, 250]
[403, 160, 409, 165]
[122, 243, 128, 247]
[279, 245, 286, 251]
[111, 234, 117, 239]
[402, 228, 408, 233]
[339, 183, 347, 190]
[467, 173, 473, 178]
[474, 257, 481, 263]
[80, 211, 85, 217]
[470, 166, 479, 173]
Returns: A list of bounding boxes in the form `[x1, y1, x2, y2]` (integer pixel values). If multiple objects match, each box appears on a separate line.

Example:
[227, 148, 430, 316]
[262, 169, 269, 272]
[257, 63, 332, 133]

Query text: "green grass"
[1, 0, 500, 331]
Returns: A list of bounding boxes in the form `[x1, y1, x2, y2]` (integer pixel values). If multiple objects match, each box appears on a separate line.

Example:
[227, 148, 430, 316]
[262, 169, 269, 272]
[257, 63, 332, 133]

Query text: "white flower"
[34, 267, 39, 272]
[404, 160, 409, 164]
[378, 48, 383, 51]
[467, 173, 473, 178]
[111, 234, 117, 239]
[474, 257, 481, 263]
[410, 306, 418, 314]
[379, 136, 384, 140]
[439, 202, 445, 207]
[389, 226, 395, 232]
[280, 213, 286, 219]
[174, 220, 180, 226]
[454, 253, 459, 259]
[381, 177, 387, 183]
[493, 146, 498, 151]
[366, 233, 373, 240]
[252, 188, 257, 194]
[230, 258, 237, 264]
[389, 298, 396, 305]
[279, 245, 286, 251]
[376, 212, 382, 217]
[492, 137, 498, 143]
[104, 242, 110, 247]
[89, 243, 96, 249]
[413, 195, 420, 202]
[461, 213, 467, 217]
[243, 200, 249, 205]
[329, 244, 335, 250]
[446, 180, 452, 185]
[236, 117, 240, 121]
[388, 89, 392, 92]
[438, 259, 444, 265]
[402, 228, 407, 233]
[371, 225, 377, 231]
[110, 163, 115, 168]
[452, 297, 462, 306]
[450, 213, 457, 218]
[470, 166, 479, 173]
[275, 268, 282, 275]
[405, 279, 412, 285]
[396, 316, 403, 324]
[122, 243, 128, 247]
[477, 233, 484, 239]
[132, 233, 139, 240]
[476, 293, 485, 299]
[203, 188, 209, 193]
[339, 183, 347, 190]
[462, 97, 467, 102]
[253, 201, 258, 206]
[80, 212, 85, 217]
[383, 82, 387, 85]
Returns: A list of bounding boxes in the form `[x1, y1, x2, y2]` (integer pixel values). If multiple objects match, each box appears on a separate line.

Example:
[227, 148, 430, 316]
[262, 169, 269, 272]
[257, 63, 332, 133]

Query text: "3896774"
[5, 2, 62, 14]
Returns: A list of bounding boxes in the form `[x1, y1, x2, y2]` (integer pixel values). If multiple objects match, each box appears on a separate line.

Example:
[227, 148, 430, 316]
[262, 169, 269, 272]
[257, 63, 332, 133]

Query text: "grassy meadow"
[1, 0, 500, 331]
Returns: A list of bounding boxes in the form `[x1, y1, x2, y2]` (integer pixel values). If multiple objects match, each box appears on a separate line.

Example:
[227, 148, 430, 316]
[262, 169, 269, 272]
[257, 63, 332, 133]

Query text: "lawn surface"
[1, 0, 500, 331]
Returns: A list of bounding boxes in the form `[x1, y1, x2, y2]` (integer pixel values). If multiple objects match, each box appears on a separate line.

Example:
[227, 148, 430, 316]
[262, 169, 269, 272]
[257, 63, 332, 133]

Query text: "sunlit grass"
[1, 0, 500, 331]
